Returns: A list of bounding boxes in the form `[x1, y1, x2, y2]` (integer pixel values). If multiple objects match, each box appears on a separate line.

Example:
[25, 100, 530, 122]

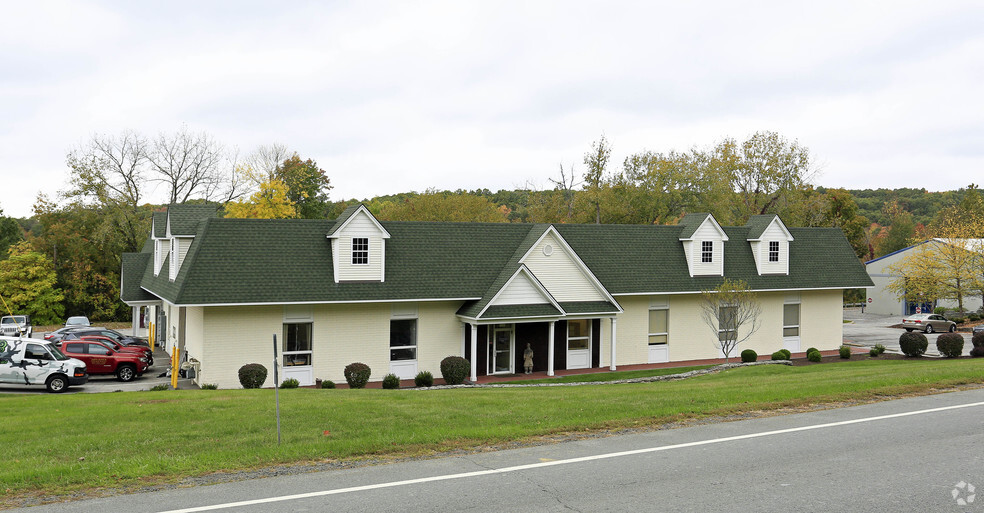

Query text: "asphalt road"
[13, 388, 984, 513]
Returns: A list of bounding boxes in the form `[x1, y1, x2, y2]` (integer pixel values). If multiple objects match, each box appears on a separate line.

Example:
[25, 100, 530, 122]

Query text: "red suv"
[76, 335, 154, 366]
[61, 340, 149, 382]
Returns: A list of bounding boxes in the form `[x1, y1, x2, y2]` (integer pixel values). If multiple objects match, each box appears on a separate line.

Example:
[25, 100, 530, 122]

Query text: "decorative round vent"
[543, 244, 554, 256]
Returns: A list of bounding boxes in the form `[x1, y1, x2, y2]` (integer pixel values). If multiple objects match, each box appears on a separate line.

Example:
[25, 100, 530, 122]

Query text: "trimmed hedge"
[899, 332, 929, 357]
[382, 373, 401, 389]
[344, 362, 372, 389]
[238, 363, 268, 389]
[440, 356, 470, 385]
[280, 378, 300, 388]
[414, 371, 434, 387]
[740, 349, 758, 363]
[972, 332, 984, 349]
[936, 332, 964, 358]
[320, 380, 336, 389]
[839, 345, 852, 359]
[805, 347, 819, 355]
[808, 350, 822, 362]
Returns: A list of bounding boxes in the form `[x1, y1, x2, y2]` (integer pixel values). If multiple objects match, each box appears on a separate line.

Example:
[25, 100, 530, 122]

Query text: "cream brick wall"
[195, 301, 465, 389]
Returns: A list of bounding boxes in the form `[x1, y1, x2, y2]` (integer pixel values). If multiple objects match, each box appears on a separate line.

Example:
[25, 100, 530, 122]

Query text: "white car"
[0, 337, 88, 392]
[0, 315, 31, 338]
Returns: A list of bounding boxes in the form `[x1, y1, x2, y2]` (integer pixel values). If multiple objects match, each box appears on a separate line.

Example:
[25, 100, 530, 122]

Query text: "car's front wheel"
[949, 324, 956, 332]
[116, 365, 136, 382]
[45, 375, 68, 393]
[926, 325, 934, 334]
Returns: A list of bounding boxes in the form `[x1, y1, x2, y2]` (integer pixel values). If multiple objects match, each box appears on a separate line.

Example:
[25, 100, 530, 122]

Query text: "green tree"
[377, 189, 510, 222]
[0, 241, 65, 324]
[275, 155, 332, 219]
[876, 201, 916, 256]
[726, 131, 814, 222]
[582, 136, 611, 224]
[0, 206, 23, 259]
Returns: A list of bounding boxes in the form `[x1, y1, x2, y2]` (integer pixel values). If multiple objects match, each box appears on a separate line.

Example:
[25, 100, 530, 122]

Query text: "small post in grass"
[273, 334, 281, 445]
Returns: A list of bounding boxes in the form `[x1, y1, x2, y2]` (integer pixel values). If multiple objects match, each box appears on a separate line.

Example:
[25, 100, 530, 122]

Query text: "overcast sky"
[1, 1, 982, 218]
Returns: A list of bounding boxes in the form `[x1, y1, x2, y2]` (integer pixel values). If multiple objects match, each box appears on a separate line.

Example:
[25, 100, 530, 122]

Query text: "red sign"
[867, 298, 873, 303]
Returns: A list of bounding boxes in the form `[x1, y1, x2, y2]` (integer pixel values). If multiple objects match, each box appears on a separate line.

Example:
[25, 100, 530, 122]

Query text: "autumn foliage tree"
[0, 241, 64, 324]
[698, 278, 762, 362]
[224, 179, 297, 219]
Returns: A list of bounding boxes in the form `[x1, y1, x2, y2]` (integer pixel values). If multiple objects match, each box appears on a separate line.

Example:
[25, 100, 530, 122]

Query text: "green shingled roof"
[121, 209, 872, 307]
[744, 214, 777, 240]
[152, 212, 167, 238]
[167, 204, 218, 236]
[676, 213, 709, 239]
[120, 253, 156, 302]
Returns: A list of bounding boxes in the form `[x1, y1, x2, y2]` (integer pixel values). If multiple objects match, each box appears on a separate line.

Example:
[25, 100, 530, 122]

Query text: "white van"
[0, 337, 88, 392]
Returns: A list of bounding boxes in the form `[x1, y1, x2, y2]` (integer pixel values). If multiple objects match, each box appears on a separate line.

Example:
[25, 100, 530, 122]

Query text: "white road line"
[161, 399, 984, 513]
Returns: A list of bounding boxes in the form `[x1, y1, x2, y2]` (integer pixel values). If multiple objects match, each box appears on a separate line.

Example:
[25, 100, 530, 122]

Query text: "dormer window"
[352, 238, 369, 265]
[768, 241, 779, 262]
[701, 241, 713, 263]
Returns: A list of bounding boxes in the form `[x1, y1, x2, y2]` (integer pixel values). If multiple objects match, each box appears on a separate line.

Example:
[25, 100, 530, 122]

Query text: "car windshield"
[66, 317, 88, 325]
[46, 346, 70, 361]
[1, 316, 26, 325]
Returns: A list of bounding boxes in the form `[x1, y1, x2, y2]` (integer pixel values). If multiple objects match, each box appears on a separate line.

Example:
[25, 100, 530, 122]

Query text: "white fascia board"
[456, 314, 564, 324]
[679, 214, 730, 242]
[747, 216, 794, 241]
[162, 297, 482, 308]
[477, 265, 563, 319]
[518, 225, 622, 311]
[326, 205, 391, 239]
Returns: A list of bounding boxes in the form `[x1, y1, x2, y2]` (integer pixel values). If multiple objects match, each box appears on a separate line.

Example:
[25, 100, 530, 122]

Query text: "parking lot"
[842, 307, 953, 356]
[0, 336, 192, 394]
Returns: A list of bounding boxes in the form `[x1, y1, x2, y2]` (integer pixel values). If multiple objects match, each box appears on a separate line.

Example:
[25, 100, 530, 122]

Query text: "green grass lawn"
[2, 358, 982, 501]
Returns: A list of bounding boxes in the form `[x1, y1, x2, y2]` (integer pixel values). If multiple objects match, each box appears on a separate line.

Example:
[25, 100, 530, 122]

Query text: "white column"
[610, 318, 617, 371]
[547, 321, 555, 376]
[132, 306, 140, 336]
[470, 324, 478, 383]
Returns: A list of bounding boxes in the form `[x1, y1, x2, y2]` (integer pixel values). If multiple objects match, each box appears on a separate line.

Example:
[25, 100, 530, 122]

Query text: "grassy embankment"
[2, 358, 982, 500]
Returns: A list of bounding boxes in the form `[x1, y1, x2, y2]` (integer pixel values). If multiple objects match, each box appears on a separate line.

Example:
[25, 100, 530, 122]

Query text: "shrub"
[344, 362, 371, 389]
[839, 345, 851, 359]
[440, 356, 470, 385]
[280, 378, 300, 388]
[200, 383, 218, 390]
[321, 380, 336, 389]
[382, 373, 401, 389]
[805, 347, 819, 355]
[952, 316, 967, 324]
[150, 383, 169, 391]
[771, 350, 787, 361]
[414, 370, 434, 387]
[808, 350, 822, 362]
[873, 343, 886, 355]
[899, 331, 929, 357]
[779, 349, 791, 359]
[869, 347, 879, 357]
[936, 332, 965, 358]
[238, 363, 268, 389]
[969, 314, 981, 322]
[934, 306, 947, 315]
[973, 332, 984, 348]
[971, 346, 984, 358]
[740, 349, 758, 363]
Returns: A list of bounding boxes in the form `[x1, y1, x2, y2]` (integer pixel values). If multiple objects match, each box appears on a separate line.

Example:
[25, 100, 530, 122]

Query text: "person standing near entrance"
[523, 343, 534, 374]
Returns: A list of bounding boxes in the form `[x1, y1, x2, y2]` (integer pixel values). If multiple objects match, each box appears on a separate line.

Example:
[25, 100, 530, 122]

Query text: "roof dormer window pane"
[701, 241, 713, 263]
[352, 238, 369, 265]
[769, 241, 780, 262]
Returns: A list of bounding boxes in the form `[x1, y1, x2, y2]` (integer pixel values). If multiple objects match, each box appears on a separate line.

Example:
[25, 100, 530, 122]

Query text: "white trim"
[611, 286, 865, 297]
[746, 216, 794, 242]
[326, 205, 391, 239]
[518, 225, 623, 312]
[477, 265, 563, 319]
[679, 214, 730, 242]
[146, 294, 481, 308]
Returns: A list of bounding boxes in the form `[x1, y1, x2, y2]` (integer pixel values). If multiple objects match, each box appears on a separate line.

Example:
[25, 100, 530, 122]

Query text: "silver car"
[901, 313, 956, 333]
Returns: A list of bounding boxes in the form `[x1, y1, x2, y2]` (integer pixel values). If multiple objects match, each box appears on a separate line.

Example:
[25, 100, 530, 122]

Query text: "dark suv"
[57, 327, 149, 348]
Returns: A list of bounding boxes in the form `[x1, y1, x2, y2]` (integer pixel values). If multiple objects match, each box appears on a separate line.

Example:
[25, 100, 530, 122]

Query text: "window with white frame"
[567, 319, 590, 351]
[352, 238, 369, 265]
[390, 319, 417, 361]
[648, 307, 668, 345]
[783, 303, 800, 337]
[718, 306, 736, 342]
[282, 323, 312, 366]
[768, 241, 780, 262]
[701, 241, 713, 263]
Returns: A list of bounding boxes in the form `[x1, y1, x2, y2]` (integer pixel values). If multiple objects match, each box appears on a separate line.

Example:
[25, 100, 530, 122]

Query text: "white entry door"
[566, 320, 591, 369]
[489, 325, 514, 375]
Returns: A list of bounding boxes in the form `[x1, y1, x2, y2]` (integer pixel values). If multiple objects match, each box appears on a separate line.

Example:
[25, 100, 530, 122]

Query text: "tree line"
[0, 128, 977, 324]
